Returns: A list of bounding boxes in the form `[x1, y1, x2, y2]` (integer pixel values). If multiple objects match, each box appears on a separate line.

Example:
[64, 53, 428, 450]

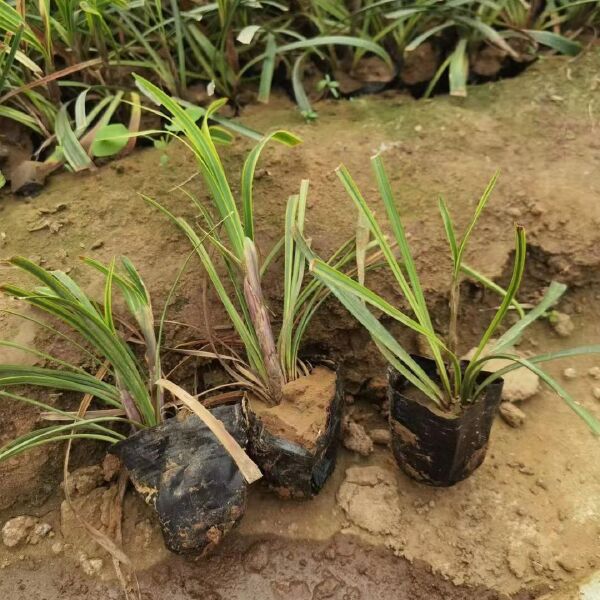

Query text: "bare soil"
[249, 366, 336, 450]
[1, 50, 600, 599]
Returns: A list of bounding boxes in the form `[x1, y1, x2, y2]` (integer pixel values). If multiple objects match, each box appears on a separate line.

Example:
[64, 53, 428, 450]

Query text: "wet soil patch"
[0, 533, 522, 600]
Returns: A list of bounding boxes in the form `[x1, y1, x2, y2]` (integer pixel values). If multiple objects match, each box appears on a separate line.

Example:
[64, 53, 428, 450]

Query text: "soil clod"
[369, 428, 391, 446]
[343, 419, 374, 457]
[550, 311, 575, 337]
[499, 403, 526, 428]
[1, 516, 37, 547]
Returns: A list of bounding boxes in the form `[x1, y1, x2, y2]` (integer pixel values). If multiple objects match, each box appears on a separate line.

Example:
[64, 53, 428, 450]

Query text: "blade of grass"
[241, 129, 301, 239]
[258, 33, 276, 103]
[55, 104, 93, 171]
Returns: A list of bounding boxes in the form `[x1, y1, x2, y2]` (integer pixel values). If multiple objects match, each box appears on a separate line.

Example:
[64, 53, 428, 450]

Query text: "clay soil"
[249, 366, 336, 449]
[1, 49, 600, 599]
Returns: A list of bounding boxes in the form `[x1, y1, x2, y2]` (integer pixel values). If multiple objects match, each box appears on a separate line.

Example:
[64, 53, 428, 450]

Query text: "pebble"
[563, 368, 577, 379]
[29, 522, 53, 544]
[78, 553, 104, 576]
[588, 367, 600, 380]
[1, 516, 37, 548]
[593, 387, 600, 400]
[549, 311, 574, 338]
[507, 207, 522, 218]
[499, 402, 526, 428]
[342, 420, 374, 457]
[369, 428, 391, 446]
[51, 541, 64, 554]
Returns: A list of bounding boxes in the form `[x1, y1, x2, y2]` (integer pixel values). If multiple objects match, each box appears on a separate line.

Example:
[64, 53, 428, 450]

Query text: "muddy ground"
[1, 48, 600, 599]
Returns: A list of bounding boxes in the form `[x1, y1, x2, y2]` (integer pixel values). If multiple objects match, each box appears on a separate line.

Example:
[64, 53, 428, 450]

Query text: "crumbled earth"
[1, 50, 600, 598]
[499, 402, 527, 428]
[342, 419, 374, 457]
[549, 312, 575, 338]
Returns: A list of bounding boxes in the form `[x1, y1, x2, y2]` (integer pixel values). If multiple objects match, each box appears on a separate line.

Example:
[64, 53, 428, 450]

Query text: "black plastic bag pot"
[110, 404, 248, 555]
[247, 359, 344, 499]
[388, 355, 503, 487]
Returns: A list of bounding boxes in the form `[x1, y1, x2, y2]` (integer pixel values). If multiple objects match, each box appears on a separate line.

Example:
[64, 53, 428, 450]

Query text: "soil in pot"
[247, 363, 344, 499]
[388, 356, 503, 487]
[110, 403, 249, 555]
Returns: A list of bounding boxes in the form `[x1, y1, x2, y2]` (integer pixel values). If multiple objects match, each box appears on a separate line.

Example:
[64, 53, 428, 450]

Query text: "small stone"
[343, 420, 374, 457]
[51, 541, 64, 554]
[563, 368, 577, 379]
[588, 367, 600, 380]
[90, 240, 104, 250]
[78, 553, 103, 576]
[28, 522, 52, 544]
[507, 207, 522, 218]
[2, 516, 37, 547]
[499, 403, 526, 428]
[549, 312, 574, 338]
[369, 428, 391, 446]
[593, 387, 600, 400]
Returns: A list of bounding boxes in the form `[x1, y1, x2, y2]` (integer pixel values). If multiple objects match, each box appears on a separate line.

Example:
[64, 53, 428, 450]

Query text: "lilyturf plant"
[298, 155, 600, 434]
[134, 75, 382, 406]
[0, 256, 254, 473]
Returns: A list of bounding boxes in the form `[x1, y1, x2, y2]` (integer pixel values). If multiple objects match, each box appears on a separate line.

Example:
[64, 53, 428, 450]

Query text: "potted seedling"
[300, 156, 600, 486]
[135, 75, 382, 498]
[0, 257, 260, 553]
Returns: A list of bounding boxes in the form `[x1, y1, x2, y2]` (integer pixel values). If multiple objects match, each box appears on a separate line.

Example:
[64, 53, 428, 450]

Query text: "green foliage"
[0, 256, 162, 462]
[2, 0, 595, 159]
[136, 76, 380, 403]
[91, 123, 130, 157]
[300, 157, 600, 435]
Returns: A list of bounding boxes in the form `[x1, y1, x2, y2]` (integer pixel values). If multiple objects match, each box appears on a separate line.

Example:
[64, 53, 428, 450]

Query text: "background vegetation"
[0, 0, 599, 176]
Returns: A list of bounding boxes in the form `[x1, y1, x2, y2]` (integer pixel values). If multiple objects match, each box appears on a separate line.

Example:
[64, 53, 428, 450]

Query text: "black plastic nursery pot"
[388, 355, 503, 487]
[110, 403, 249, 555]
[247, 358, 344, 499]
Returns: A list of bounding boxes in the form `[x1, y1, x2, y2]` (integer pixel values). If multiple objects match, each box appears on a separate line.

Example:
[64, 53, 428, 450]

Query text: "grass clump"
[0, 256, 162, 461]
[299, 155, 600, 434]
[135, 75, 381, 405]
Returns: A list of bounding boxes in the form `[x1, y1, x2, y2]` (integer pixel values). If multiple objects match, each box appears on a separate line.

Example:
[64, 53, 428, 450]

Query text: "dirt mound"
[249, 366, 336, 450]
